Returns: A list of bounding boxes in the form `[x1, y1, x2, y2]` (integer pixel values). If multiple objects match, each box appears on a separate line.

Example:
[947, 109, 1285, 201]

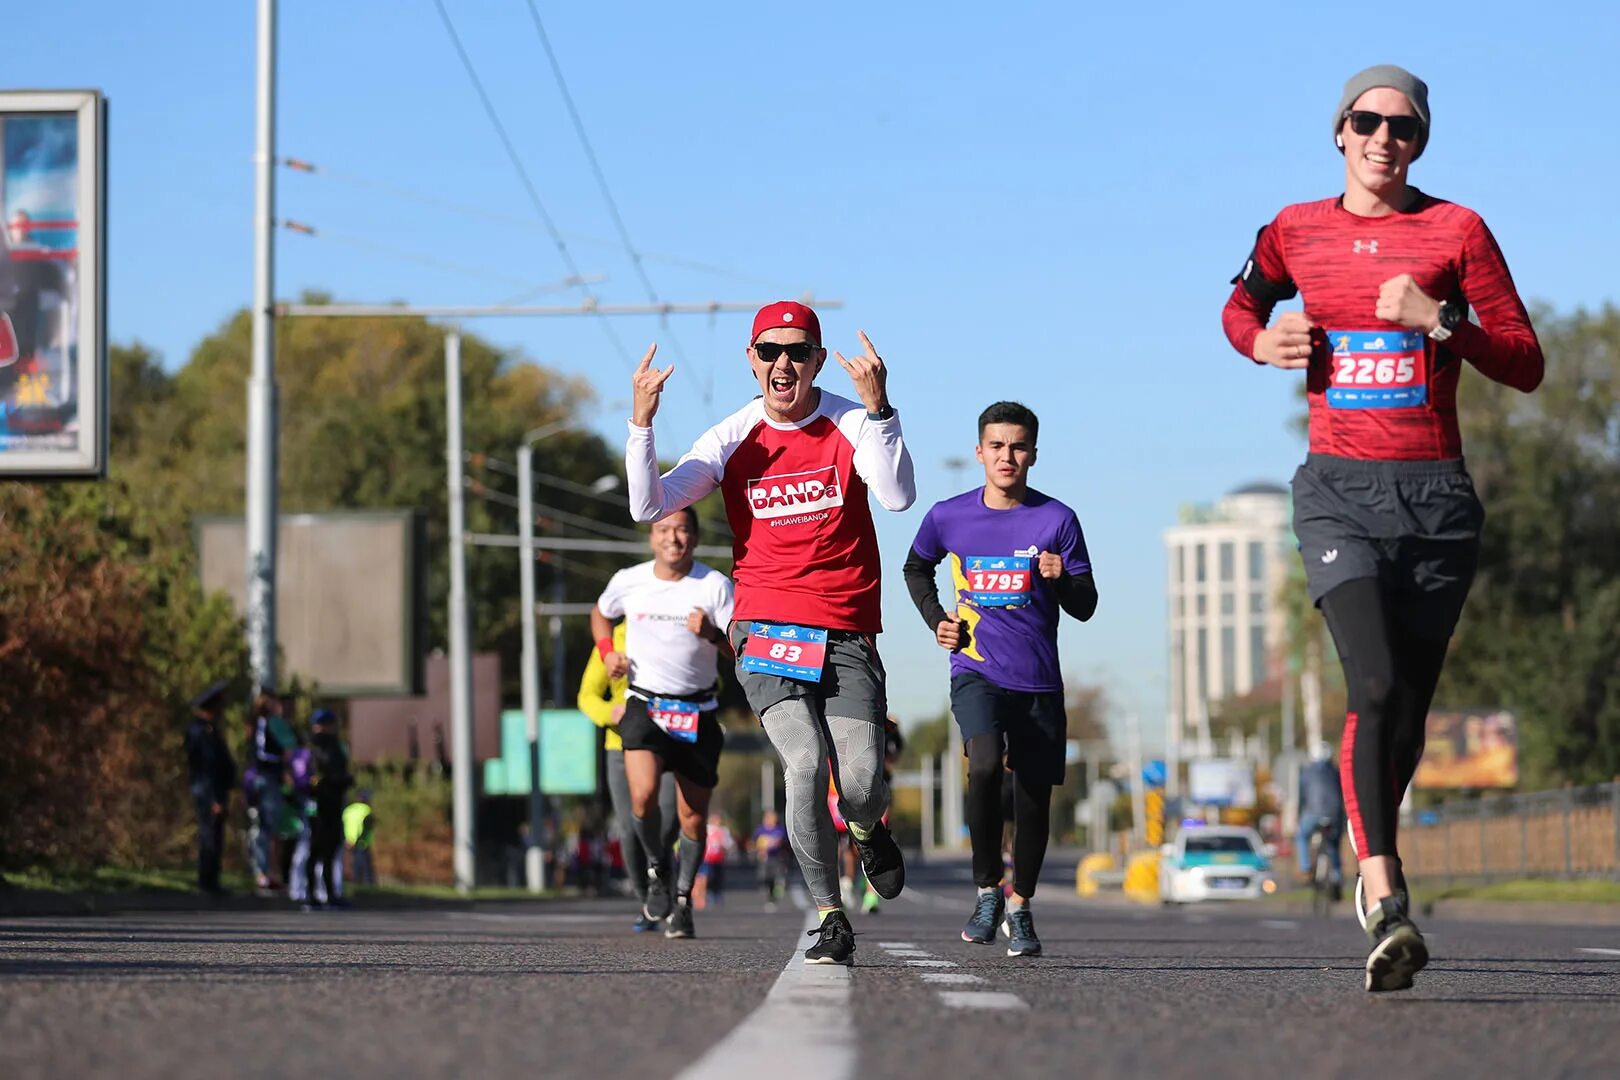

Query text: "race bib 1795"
[963, 555, 1032, 608]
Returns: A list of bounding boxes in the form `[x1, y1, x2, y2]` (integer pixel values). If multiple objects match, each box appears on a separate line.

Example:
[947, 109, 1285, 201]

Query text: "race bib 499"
[1325, 330, 1428, 410]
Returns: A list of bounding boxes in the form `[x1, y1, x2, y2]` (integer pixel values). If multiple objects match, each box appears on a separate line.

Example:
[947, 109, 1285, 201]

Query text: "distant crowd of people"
[184, 682, 376, 906]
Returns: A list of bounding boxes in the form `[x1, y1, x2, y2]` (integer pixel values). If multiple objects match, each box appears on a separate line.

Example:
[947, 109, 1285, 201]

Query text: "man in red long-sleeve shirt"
[1221, 64, 1543, 993]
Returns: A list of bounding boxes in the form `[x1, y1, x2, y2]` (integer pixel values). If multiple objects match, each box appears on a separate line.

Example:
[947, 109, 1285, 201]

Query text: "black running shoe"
[665, 895, 695, 939]
[961, 889, 1006, 944]
[850, 822, 905, 900]
[804, 909, 856, 966]
[643, 863, 673, 922]
[1004, 906, 1042, 957]
[1364, 896, 1428, 992]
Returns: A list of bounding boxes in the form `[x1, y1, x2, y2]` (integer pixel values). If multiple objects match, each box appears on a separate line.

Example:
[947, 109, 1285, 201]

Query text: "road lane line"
[919, 973, 986, 985]
[1261, 919, 1300, 930]
[677, 907, 853, 1080]
[904, 959, 957, 967]
[876, 941, 919, 949]
[1577, 948, 1620, 956]
[938, 991, 1028, 1010]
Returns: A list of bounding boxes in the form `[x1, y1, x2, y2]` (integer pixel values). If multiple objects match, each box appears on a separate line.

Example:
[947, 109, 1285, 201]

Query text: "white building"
[1165, 483, 1292, 753]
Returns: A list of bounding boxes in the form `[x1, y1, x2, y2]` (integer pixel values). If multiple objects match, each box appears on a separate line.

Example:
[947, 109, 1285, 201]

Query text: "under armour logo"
[1352, 240, 1378, 254]
[1321, 549, 1339, 564]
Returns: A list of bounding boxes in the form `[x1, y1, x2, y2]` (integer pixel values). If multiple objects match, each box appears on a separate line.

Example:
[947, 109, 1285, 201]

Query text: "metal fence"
[1399, 782, 1620, 882]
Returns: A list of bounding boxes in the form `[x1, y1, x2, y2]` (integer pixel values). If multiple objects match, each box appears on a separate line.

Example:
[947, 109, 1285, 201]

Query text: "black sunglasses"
[1346, 110, 1420, 142]
[752, 341, 819, 363]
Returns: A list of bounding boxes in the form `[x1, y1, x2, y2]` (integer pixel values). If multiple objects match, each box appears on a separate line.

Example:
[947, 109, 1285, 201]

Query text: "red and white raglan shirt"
[626, 392, 915, 634]
[1222, 193, 1544, 460]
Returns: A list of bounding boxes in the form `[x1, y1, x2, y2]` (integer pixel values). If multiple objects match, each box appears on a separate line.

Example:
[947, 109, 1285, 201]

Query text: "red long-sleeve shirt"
[1222, 193, 1543, 460]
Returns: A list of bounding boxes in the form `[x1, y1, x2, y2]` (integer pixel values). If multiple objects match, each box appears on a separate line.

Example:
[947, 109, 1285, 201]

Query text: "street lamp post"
[517, 421, 570, 893]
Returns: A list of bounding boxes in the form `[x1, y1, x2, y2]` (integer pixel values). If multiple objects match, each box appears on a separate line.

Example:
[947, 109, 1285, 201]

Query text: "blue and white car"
[1159, 826, 1277, 904]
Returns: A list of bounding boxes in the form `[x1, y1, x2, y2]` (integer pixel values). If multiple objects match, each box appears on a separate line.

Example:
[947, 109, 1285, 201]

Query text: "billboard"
[196, 511, 426, 695]
[484, 710, 599, 797]
[1188, 759, 1257, 808]
[0, 90, 106, 478]
[1412, 709, 1518, 790]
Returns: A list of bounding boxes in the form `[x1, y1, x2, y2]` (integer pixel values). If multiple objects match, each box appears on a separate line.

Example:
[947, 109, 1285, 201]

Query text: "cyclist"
[1221, 65, 1542, 990]
[1296, 741, 1346, 902]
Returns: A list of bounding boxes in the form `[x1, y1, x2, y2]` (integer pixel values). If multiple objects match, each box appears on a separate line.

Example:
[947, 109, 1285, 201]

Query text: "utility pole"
[517, 439, 543, 893]
[445, 331, 475, 893]
[246, 0, 279, 697]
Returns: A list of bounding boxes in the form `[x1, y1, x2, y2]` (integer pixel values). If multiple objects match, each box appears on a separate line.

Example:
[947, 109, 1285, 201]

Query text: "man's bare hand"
[935, 612, 968, 652]
[1252, 311, 1315, 369]
[833, 330, 889, 414]
[630, 343, 675, 427]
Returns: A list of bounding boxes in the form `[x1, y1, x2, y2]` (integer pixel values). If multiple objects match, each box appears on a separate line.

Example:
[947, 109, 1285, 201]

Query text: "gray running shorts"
[727, 620, 887, 724]
[1291, 453, 1484, 640]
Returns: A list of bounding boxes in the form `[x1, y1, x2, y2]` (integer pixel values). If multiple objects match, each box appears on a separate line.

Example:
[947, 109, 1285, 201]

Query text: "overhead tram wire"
[469, 451, 736, 540]
[278, 219, 602, 295]
[279, 157, 799, 291]
[521, 1, 713, 419]
[430, 0, 636, 373]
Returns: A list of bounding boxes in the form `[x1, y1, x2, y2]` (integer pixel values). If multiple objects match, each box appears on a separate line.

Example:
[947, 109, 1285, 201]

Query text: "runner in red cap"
[1222, 65, 1543, 992]
[626, 300, 915, 965]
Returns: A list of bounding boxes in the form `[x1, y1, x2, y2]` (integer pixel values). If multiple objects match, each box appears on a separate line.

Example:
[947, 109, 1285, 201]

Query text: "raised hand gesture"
[833, 330, 889, 415]
[631, 343, 675, 427]
[1038, 551, 1065, 580]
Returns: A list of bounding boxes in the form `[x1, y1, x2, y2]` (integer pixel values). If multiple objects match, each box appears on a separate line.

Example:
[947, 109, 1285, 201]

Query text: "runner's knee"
[965, 734, 1002, 792]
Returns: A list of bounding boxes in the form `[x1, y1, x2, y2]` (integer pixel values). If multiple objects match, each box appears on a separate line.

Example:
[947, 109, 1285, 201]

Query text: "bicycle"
[1307, 822, 1341, 918]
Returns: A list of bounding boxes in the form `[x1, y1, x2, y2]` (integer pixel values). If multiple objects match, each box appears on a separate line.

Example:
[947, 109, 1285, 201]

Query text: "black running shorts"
[617, 696, 725, 789]
[1291, 453, 1484, 640]
[949, 671, 1068, 786]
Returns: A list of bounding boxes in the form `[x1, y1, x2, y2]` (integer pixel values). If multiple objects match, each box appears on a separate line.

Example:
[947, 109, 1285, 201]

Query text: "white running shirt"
[595, 560, 735, 703]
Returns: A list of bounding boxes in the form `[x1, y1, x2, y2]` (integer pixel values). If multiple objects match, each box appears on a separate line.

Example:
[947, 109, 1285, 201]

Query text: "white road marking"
[1260, 920, 1299, 930]
[920, 973, 986, 985]
[883, 949, 932, 957]
[1577, 947, 1620, 957]
[677, 907, 852, 1080]
[904, 959, 957, 967]
[443, 912, 623, 925]
[876, 941, 919, 949]
[938, 991, 1028, 1010]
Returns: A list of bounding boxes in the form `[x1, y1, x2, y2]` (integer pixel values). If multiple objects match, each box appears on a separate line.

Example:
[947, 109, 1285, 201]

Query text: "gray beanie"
[1333, 64, 1430, 160]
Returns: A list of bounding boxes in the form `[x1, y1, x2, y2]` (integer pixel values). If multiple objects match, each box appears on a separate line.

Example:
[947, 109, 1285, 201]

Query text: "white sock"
[1007, 896, 1028, 911]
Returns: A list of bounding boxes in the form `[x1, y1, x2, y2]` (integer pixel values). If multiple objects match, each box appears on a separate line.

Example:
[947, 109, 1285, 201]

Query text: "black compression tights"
[1319, 578, 1451, 860]
[965, 734, 1052, 898]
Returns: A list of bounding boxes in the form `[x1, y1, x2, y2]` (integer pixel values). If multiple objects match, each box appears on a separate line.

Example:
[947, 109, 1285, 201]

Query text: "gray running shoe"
[643, 863, 673, 922]
[1364, 896, 1428, 992]
[961, 889, 1006, 944]
[665, 895, 695, 939]
[1003, 906, 1042, 958]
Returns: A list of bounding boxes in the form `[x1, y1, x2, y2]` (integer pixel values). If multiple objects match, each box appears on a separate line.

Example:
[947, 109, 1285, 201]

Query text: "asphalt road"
[4, 860, 1619, 1079]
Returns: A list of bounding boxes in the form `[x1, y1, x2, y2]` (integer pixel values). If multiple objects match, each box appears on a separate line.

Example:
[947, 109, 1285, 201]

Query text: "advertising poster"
[1412, 709, 1519, 790]
[0, 90, 106, 477]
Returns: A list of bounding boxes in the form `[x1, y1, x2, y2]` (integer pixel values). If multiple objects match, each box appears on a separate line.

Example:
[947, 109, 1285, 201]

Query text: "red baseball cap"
[751, 301, 821, 345]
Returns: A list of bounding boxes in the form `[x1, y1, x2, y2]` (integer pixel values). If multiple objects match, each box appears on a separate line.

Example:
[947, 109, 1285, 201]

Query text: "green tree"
[1440, 304, 1620, 785]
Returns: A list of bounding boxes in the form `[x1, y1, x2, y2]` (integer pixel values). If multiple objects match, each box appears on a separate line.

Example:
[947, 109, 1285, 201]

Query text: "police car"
[1158, 825, 1277, 904]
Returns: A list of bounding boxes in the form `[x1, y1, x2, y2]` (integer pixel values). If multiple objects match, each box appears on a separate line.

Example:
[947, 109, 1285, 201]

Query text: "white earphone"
[1336, 135, 1345, 148]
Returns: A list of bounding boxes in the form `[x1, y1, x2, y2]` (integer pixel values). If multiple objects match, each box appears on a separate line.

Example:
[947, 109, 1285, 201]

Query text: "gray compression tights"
[605, 750, 677, 900]
[761, 698, 888, 909]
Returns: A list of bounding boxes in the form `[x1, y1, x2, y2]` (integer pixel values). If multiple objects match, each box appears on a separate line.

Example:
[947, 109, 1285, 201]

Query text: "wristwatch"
[1428, 299, 1465, 343]
[866, 404, 895, 421]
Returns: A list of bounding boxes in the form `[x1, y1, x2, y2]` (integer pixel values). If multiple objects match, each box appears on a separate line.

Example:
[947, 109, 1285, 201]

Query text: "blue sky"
[15, 1, 1620, 747]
